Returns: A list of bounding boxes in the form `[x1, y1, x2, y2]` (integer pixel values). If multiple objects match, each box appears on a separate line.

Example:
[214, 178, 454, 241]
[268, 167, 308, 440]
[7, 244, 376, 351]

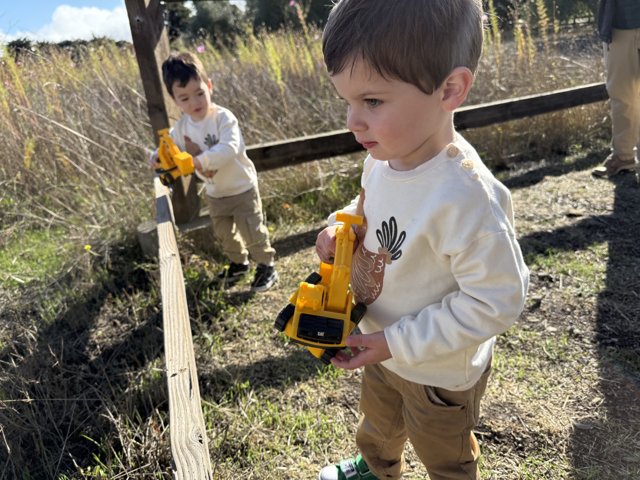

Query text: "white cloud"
[4, 5, 132, 43]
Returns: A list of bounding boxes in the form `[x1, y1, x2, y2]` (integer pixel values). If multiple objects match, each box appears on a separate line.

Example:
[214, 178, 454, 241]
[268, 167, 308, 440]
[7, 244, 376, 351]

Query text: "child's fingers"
[315, 229, 337, 263]
[148, 151, 159, 168]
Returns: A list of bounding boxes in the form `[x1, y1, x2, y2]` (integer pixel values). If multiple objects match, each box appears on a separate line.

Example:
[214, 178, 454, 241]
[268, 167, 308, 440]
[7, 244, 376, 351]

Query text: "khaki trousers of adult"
[356, 362, 491, 480]
[205, 186, 275, 266]
[604, 28, 640, 160]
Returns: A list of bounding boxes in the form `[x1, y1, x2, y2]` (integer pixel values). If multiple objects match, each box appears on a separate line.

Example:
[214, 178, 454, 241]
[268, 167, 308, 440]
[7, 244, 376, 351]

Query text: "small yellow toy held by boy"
[153, 128, 194, 186]
[274, 211, 366, 364]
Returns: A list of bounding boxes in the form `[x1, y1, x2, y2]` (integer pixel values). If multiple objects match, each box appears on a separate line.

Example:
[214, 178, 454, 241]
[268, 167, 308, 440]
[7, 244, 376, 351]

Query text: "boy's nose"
[346, 107, 364, 132]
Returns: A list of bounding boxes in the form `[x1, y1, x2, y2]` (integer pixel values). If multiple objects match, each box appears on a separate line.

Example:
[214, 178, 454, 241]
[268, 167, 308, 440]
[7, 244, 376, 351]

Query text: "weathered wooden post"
[154, 177, 213, 479]
[124, 2, 213, 476]
[125, 0, 200, 226]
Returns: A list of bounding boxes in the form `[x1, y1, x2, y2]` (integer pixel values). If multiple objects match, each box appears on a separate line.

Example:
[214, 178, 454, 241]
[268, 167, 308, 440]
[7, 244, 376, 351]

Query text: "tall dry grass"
[0, 20, 606, 244]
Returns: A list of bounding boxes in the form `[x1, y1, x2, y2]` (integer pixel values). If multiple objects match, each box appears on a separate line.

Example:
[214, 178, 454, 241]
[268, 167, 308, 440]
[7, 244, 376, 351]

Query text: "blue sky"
[0, 1, 245, 43]
[0, 1, 132, 42]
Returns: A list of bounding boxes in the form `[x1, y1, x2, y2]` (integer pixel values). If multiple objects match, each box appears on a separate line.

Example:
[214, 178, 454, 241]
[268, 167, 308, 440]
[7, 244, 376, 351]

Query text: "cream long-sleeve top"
[331, 134, 529, 391]
[170, 104, 257, 199]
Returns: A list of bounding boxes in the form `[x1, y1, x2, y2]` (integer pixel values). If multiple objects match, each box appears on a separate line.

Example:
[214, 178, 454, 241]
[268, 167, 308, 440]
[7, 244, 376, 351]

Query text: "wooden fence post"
[155, 177, 213, 479]
[125, 0, 200, 225]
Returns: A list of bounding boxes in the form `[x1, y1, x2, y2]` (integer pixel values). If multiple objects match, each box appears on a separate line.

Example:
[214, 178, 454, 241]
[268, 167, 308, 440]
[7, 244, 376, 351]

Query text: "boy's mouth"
[361, 141, 378, 150]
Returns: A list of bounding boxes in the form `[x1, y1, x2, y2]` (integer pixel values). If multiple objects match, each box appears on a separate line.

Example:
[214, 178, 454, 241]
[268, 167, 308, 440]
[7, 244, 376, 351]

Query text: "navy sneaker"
[216, 262, 249, 285]
[250, 264, 278, 292]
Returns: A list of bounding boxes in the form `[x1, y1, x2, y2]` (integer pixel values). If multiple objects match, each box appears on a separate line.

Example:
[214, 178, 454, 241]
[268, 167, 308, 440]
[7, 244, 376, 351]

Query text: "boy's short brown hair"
[162, 51, 209, 97]
[322, 0, 484, 94]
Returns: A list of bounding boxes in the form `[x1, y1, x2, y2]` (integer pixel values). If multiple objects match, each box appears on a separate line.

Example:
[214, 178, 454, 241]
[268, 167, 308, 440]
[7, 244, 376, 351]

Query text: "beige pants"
[205, 186, 275, 265]
[356, 362, 491, 480]
[604, 28, 640, 159]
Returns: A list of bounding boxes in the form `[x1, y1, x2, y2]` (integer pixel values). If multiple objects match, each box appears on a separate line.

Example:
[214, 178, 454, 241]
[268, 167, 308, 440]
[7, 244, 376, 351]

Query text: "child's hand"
[148, 150, 159, 169]
[192, 156, 216, 178]
[331, 331, 391, 370]
[316, 225, 339, 263]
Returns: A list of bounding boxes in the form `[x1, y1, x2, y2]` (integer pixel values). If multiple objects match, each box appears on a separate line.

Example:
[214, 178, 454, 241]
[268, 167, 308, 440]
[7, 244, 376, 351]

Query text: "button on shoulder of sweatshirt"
[446, 145, 460, 157]
[461, 158, 474, 169]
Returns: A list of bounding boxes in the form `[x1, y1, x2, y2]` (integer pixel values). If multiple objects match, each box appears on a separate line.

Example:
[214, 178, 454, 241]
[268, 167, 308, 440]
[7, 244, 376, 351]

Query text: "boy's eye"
[365, 99, 381, 107]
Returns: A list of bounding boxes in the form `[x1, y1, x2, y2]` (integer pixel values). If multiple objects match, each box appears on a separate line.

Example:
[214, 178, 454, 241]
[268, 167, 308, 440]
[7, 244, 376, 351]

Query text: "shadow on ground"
[508, 149, 640, 477]
[0, 228, 328, 479]
[0, 241, 169, 478]
[571, 170, 640, 478]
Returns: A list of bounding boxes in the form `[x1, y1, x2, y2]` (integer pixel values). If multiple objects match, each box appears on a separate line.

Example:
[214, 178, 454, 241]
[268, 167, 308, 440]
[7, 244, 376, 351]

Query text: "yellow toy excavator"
[154, 128, 195, 186]
[274, 212, 367, 364]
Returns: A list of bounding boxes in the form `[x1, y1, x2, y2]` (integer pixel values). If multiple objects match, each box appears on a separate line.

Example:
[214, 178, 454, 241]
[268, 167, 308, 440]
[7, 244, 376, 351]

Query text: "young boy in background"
[314, 1, 530, 479]
[154, 51, 277, 292]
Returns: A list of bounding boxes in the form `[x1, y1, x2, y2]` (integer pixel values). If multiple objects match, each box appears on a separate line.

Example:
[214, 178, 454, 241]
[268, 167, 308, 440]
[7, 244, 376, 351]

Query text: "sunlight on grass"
[525, 244, 607, 295]
[0, 228, 74, 287]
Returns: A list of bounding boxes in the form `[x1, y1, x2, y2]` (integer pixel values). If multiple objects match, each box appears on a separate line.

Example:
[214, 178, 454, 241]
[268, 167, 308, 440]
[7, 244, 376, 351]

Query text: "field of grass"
[3, 15, 639, 480]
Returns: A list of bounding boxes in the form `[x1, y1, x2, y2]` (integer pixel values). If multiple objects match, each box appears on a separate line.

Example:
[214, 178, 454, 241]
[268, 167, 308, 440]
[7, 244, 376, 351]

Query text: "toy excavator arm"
[155, 128, 195, 185]
[325, 212, 362, 312]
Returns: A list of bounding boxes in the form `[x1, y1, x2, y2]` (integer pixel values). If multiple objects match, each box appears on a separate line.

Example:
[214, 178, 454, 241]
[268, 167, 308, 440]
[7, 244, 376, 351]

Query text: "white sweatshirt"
[332, 134, 529, 391]
[170, 105, 257, 198]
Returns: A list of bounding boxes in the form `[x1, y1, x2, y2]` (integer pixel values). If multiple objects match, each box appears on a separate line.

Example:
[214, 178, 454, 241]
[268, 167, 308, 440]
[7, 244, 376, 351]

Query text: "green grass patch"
[525, 244, 607, 294]
[0, 228, 75, 288]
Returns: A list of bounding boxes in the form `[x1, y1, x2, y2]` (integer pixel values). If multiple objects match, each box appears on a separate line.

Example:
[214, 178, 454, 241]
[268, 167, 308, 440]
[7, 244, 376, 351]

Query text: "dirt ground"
[471, 147, 640, 479]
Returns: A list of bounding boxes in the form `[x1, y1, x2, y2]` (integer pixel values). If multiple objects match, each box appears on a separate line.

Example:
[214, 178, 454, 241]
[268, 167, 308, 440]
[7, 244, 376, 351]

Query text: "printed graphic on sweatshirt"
[351, 216, 406, 305]
[204, 133, 219, 149]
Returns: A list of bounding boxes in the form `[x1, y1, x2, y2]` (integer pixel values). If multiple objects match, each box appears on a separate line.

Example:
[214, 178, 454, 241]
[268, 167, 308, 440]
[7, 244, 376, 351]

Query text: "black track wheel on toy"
[304, 272, 322, 284]
[350, 302, 367, 325]
[274, 303, 295, 332]
[319, 348, 341, 365]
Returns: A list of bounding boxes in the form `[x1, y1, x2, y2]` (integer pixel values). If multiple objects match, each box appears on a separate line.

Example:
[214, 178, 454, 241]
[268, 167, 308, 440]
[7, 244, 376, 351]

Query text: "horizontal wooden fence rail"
[154, 177, 213, 479]
[246, 82, 608, 172]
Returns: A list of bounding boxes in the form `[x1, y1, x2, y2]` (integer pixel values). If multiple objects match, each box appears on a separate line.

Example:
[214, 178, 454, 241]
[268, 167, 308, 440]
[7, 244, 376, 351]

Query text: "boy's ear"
[207, 78, 213, 92]
[440, 67, 474, 112]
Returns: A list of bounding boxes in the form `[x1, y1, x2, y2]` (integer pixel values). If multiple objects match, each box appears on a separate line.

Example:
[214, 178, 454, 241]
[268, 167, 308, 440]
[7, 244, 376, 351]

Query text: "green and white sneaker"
[318, 454, 378, 480]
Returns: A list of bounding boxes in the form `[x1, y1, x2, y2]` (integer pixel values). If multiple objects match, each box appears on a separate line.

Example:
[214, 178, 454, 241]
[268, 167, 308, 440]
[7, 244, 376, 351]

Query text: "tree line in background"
[3, 0, 598, 58]
[164, 0, 599, 47]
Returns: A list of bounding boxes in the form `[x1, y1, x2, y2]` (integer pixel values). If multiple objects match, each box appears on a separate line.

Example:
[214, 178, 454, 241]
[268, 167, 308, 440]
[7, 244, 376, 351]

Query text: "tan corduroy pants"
[604, 28, 640, 160]
[205, 186, 275, 266]
[356, 362, 491, 480]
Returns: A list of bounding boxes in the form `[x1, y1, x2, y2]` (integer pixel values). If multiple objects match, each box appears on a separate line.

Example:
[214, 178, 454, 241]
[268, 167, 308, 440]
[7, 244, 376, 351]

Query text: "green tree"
[164, 2, 193, 42]
[189, 1, 246, 50]
[6, 38, 34, 61]
[245, 0, 331, 32]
